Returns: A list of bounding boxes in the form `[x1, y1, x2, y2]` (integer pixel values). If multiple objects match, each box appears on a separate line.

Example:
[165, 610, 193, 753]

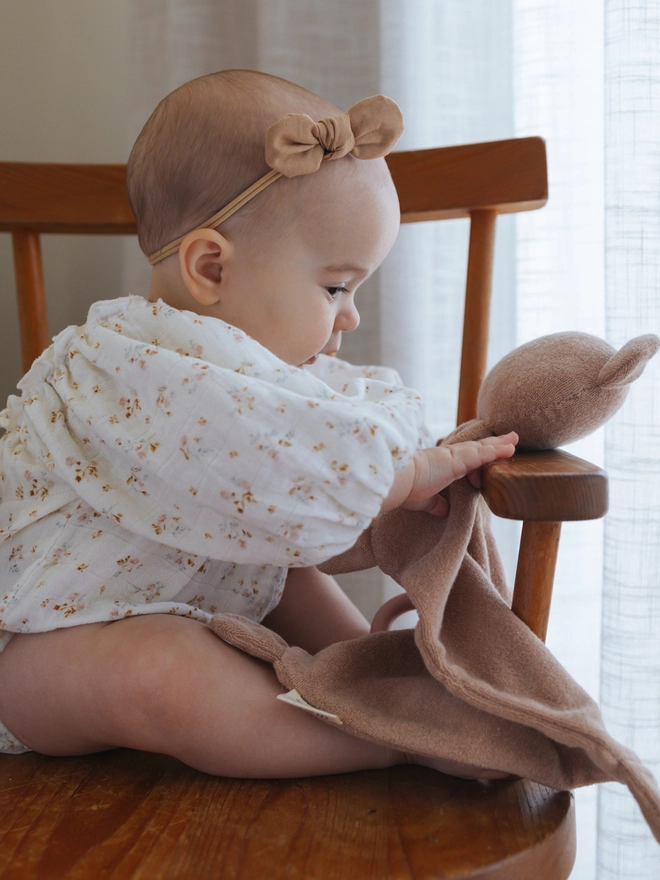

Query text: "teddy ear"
[210, 613, 289, 663]
[597, 334, 660, 388]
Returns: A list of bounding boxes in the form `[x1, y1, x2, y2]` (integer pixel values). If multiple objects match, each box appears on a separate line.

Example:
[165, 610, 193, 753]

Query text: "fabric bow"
[265, 95, 404, 178]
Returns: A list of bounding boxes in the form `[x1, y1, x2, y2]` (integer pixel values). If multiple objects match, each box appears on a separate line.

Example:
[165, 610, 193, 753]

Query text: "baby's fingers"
[450, 432, 517, 473]
[460, 433, 517, 488]
[475, 431, 518, 455]
[403, 433, 518, 512]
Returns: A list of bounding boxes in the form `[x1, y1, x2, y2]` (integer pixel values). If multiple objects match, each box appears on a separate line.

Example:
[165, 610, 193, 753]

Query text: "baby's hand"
[401, 432, 518, 517]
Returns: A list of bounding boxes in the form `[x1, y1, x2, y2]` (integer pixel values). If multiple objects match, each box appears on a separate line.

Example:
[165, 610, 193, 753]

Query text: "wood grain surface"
[481, 449, 608, 522]
[512, 521, 562, 642]
[11, 230, 50, 372]
[0, 751, 574, 880]
[387, 137, 547, 223]
[0, 163, 136, 235]
[457, 210, 497, 424]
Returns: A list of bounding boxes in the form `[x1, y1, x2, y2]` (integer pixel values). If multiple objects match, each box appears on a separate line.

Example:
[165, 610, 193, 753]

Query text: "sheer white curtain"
[599, 3, 660, 877]
[124, 3, 660, 877]
[513, 2, 605, 875]
[513, 2, 660, 877]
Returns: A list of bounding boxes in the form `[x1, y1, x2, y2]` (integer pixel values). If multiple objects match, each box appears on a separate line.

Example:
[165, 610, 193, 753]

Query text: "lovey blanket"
[211, 457, 660, 842]
[211, 332, 660, 843]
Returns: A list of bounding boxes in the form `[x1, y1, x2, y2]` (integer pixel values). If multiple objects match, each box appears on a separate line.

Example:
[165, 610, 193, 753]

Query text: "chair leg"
[512, 520, 561, 642]
[12, 229, 49, 373]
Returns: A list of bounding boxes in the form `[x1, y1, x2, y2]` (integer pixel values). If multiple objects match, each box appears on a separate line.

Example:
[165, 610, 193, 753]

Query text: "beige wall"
[0, 0, 130, 406]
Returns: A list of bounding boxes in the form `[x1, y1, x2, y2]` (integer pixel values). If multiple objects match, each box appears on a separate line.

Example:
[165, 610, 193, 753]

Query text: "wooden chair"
[0, 141, 606, 879]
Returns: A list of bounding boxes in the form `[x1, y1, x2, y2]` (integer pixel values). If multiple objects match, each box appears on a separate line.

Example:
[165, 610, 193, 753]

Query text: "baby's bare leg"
[0, 614, 506, 779]
[263, 565, 370, 653]
[0, 616, 401, 777]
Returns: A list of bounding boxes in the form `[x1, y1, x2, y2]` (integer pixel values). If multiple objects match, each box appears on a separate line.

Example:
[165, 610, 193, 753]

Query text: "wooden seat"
[1, 752, 575, 880]
[0, 140, 606, 879]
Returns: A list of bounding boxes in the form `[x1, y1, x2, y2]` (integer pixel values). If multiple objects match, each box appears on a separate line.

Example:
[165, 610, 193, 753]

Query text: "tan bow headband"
[147, 94, 404, 265]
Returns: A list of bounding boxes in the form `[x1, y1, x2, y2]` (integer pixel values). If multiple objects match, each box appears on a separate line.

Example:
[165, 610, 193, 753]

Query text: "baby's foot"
[406, 752, 510, 780]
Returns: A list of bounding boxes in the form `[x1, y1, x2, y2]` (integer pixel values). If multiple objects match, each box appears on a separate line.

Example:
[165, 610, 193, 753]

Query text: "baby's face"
[214, 160, 401, 366]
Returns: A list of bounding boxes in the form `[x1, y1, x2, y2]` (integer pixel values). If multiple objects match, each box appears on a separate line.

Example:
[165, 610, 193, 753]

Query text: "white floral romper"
[0, 296, 426, 752]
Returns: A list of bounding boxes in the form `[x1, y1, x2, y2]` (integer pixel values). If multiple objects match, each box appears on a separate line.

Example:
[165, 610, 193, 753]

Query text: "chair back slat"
[0, 163, 136, 234]
[387, 137, 547, 222]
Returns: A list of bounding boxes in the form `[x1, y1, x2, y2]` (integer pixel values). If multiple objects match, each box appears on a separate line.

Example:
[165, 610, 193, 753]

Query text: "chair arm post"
[512, 521, 562, 642]
[482, 451, 607, 642]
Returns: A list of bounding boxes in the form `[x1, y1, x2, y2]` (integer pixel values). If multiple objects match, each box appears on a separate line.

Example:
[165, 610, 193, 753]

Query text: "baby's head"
[126, 70, 403, 366]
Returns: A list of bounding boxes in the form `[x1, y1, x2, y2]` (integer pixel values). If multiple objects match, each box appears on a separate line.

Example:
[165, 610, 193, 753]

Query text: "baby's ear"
[597, 334, 660, 388]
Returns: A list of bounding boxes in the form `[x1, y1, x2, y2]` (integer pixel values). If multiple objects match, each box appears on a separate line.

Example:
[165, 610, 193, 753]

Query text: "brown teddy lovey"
[211, 330, 660, 842]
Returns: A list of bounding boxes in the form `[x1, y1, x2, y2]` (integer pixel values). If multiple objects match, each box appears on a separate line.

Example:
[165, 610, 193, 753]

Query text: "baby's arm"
[381, 432, 518, 517]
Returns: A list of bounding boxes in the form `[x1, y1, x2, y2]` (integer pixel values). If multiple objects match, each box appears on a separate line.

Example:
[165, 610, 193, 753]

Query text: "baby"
[0, 70, 516, 779]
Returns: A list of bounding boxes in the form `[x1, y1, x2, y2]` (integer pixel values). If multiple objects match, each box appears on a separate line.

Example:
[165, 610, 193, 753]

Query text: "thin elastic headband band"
[148, 169, 282, 266]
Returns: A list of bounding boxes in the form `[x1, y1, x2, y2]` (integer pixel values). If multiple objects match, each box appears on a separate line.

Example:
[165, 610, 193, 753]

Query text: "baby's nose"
[336, 299, 360, 333]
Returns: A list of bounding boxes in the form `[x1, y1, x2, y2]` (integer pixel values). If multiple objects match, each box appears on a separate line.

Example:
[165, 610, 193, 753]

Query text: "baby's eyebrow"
[322, 264, 369, 279]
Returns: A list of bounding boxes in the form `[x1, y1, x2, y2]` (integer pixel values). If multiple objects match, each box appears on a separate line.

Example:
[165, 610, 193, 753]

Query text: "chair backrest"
[0, 137, 547, 421]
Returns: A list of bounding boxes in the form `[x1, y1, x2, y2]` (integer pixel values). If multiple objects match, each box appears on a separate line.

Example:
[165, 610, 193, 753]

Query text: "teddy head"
[477, 331, 660, 450]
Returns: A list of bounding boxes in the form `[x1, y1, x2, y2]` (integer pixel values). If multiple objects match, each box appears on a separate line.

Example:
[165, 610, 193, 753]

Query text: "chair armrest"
[481, 449, 608, 521]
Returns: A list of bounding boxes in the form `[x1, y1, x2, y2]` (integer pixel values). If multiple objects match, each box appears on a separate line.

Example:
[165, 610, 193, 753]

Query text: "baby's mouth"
[303, 344, 339, 366]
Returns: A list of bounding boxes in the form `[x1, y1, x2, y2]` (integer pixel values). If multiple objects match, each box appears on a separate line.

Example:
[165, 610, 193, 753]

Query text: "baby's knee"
[97, 616, 232, 749]
[101, 616, 212, 706]
[0, 617, 225, 756]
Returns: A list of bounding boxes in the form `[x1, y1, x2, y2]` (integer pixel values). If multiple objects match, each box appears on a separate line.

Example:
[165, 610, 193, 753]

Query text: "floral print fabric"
[0, 297, 425, 663]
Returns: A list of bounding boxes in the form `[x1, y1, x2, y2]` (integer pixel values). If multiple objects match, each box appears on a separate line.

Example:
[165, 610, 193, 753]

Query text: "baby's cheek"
[291, 317, 334, 364]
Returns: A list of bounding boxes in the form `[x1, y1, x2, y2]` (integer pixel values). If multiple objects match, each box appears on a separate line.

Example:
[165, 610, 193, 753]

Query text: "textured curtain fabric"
[124, 3, 659, 876]
[513, 2, 606, 875]
[599, 3, 660, 877]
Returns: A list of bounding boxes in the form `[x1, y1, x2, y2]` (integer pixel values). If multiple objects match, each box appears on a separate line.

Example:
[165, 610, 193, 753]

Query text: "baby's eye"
[325, 286, 348, 298]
